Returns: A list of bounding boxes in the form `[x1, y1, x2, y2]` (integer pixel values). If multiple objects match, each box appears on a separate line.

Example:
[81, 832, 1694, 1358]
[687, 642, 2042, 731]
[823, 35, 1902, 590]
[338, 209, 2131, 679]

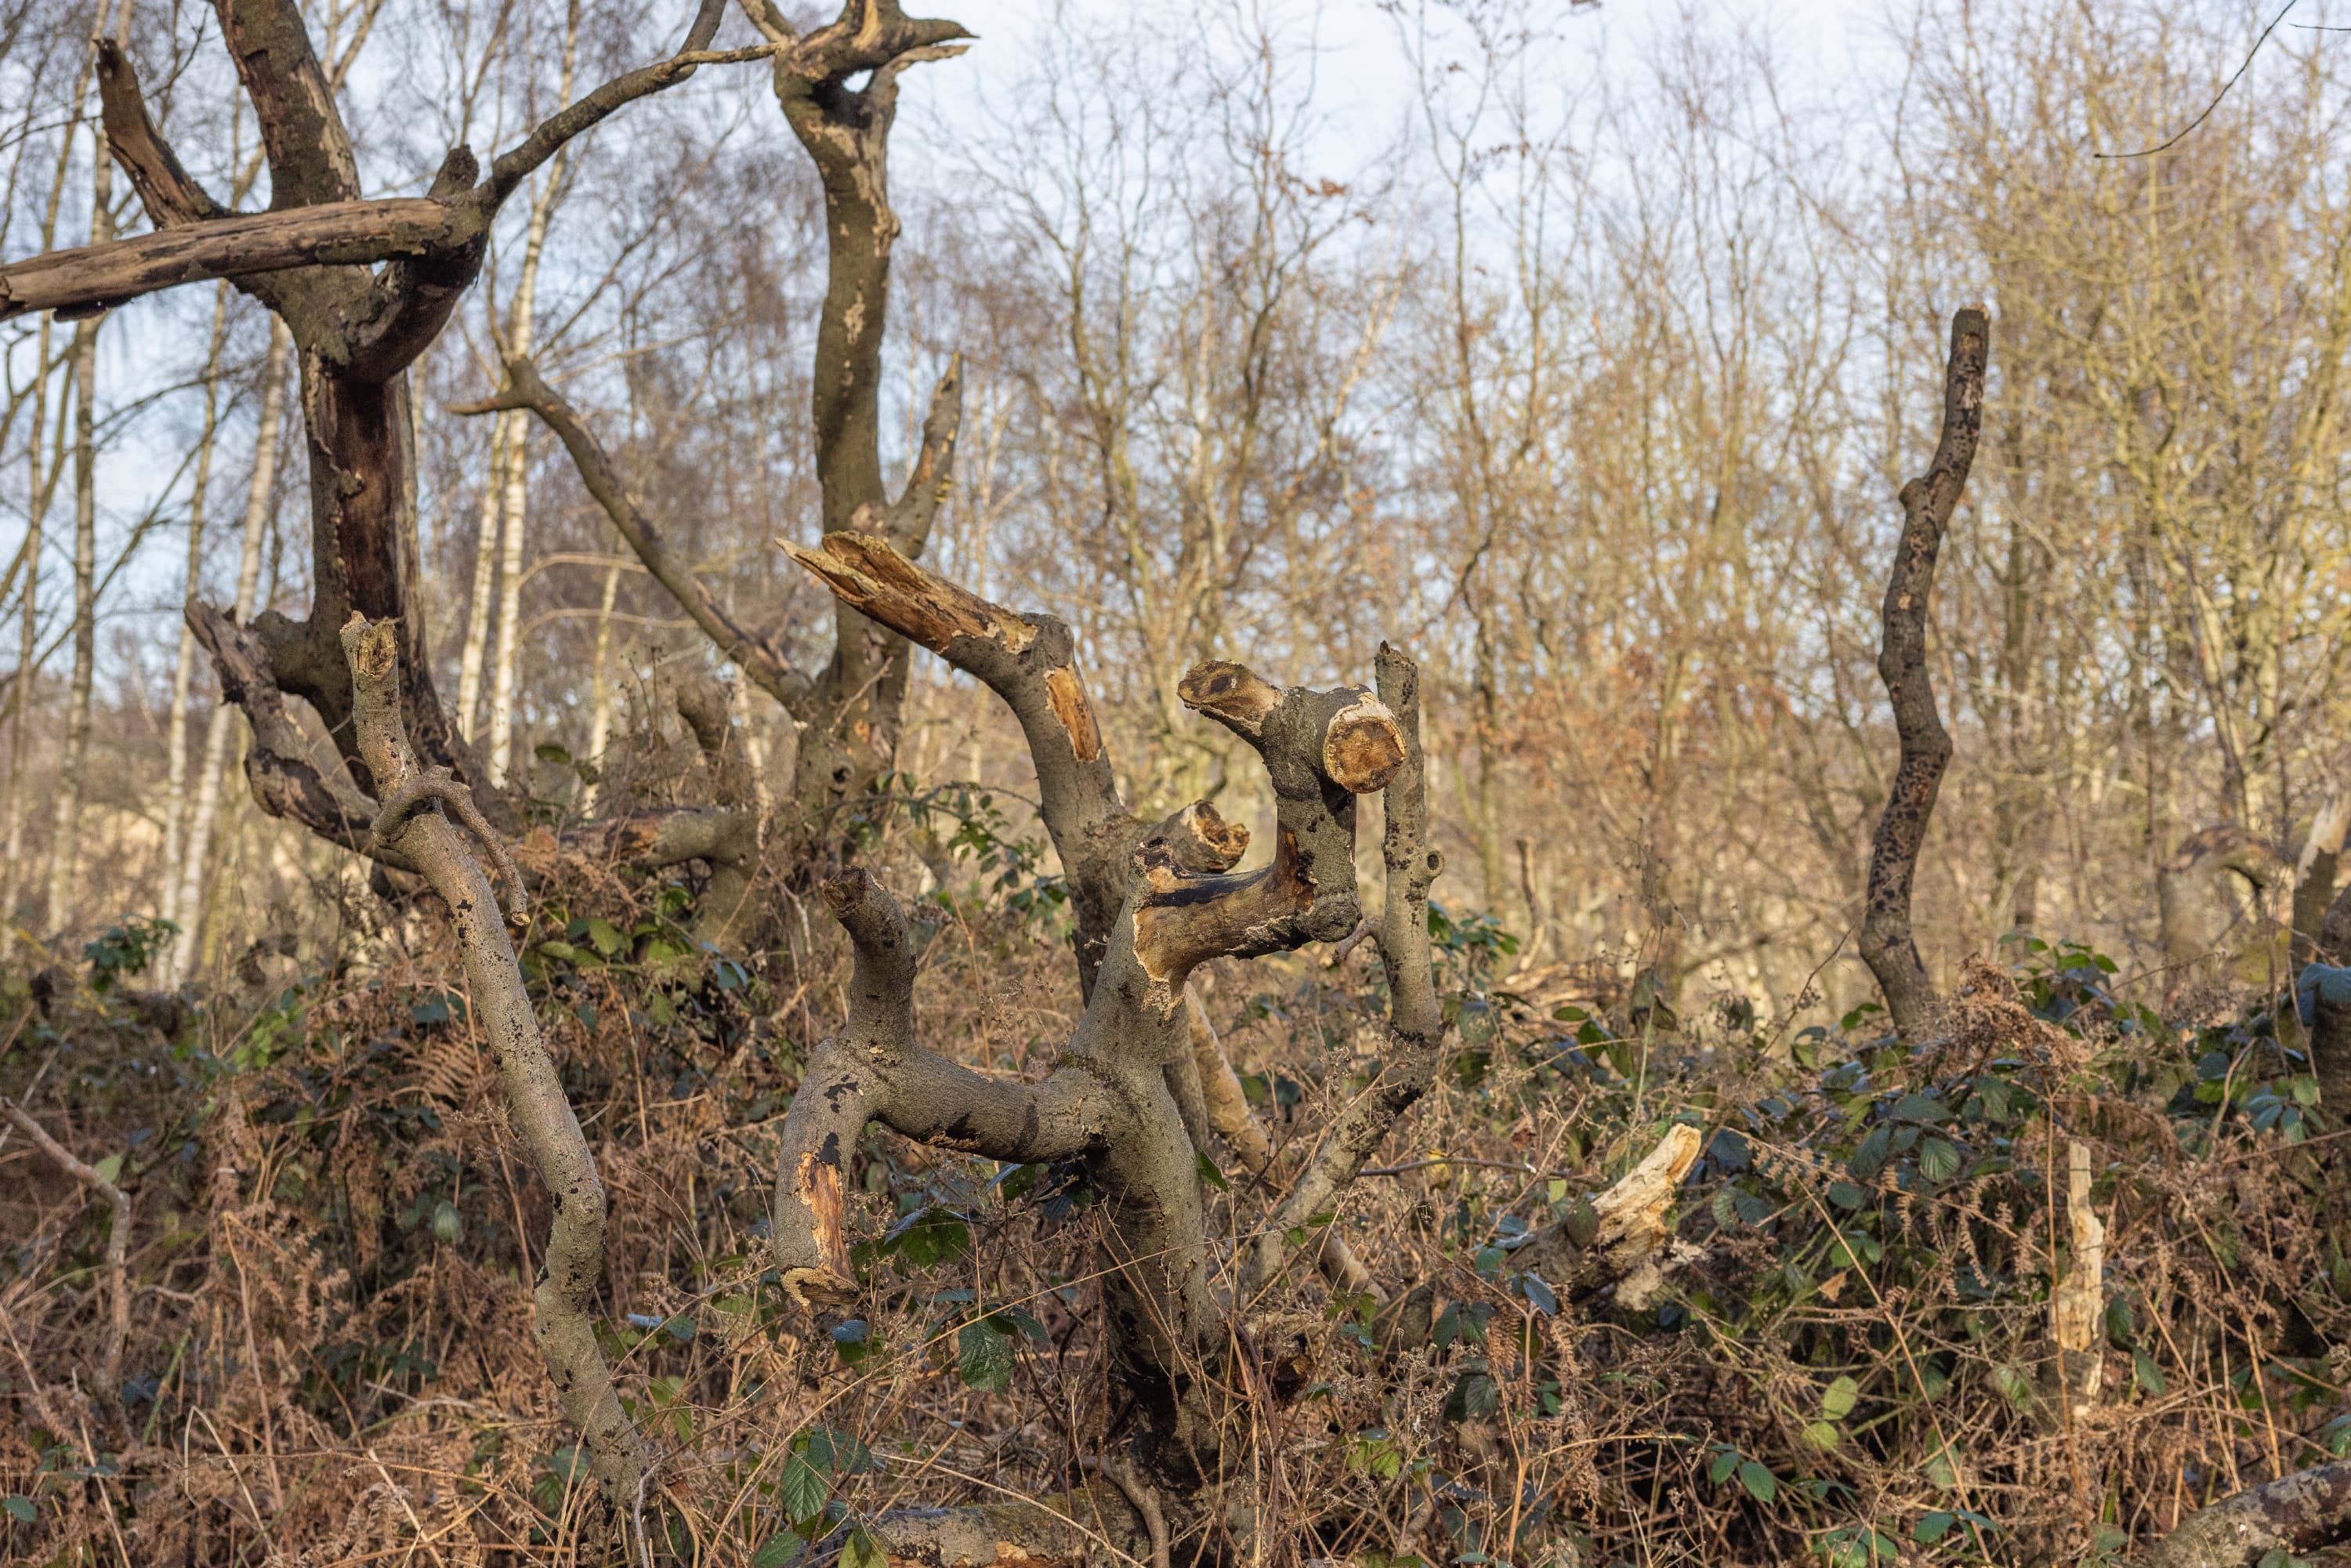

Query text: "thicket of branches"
[8, 0, 2351, 1564]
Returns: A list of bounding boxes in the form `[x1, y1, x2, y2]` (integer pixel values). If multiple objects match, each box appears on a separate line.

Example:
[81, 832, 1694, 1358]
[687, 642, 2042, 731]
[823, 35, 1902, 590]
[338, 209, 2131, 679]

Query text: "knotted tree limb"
[340, 614, 647, 1516]
[1236, 643, 1440, 1299]
[1131, 661, 1404, 1013]
[1859, 306, 1989, 1040]
[1, 1098, 132, 1430]
[770, 870, 1109, 1305]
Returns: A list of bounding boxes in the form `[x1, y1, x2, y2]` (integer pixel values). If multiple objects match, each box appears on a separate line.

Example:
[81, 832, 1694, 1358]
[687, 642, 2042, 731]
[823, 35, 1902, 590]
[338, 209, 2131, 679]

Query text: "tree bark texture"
[1859, 306, 1989, 1039]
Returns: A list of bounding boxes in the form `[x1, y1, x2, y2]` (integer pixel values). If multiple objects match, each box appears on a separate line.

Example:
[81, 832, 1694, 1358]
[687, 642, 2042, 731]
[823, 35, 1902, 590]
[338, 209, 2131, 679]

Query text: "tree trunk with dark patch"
[1859, 307, 1988, 1040]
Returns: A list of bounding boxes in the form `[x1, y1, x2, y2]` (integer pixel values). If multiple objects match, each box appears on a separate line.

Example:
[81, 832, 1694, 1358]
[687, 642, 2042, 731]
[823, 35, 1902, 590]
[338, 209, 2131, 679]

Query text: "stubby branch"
[341, 614, 647, 1516]
[770, 870, 1108, 1304]
[1236, 643, 1442, 1297]
[1125, 661, 1404, 1011]
[1859, 306, 1988, 1040]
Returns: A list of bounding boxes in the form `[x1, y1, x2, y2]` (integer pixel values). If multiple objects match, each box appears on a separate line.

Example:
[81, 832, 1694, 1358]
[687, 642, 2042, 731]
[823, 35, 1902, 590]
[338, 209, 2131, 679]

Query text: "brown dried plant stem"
[339, 614, 647, 1517]
[1859, 307, 1989, 1039]
[0, 1096, 131, 1429]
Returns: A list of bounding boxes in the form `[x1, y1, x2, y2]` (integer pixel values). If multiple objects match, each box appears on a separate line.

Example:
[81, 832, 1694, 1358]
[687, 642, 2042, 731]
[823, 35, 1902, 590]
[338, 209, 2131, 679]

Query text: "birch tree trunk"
[39, 0, 121, 940]
[484, 13, 578, 787]
[453, 413, 509, 738]
[158, 287, 235, 943]
[166, 317, 291, 984]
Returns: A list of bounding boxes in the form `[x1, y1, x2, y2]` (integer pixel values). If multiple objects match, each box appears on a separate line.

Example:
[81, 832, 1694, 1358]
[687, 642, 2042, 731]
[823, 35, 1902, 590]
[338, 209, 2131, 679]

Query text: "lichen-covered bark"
[2145, 1460, 2351, 1567]
[1859, 307, 1988, 1039]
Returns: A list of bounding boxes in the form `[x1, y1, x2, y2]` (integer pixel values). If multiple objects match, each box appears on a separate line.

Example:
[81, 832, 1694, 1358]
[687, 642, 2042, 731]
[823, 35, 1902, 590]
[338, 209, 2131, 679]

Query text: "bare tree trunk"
[43, 319, 101, 939]
[168, 318, 291, 985]
[484, 16, 577, 788]
[581, 547, 622, 814]
[158, 286, 237, 944]
[1859, 307, 1988, 1039]
[452, 413, 509, 737]
[486, 417, 530, 783]
[42, 17, 121, 939]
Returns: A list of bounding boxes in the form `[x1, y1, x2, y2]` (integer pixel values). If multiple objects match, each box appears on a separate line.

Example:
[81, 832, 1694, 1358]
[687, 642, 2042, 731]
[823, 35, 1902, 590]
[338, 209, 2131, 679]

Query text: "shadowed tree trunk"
[1859, 306, 1988, 1039]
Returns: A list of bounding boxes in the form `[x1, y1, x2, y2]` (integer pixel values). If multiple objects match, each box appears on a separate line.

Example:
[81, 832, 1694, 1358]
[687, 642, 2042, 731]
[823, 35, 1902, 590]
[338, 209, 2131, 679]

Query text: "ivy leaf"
[1518, 1273, 1558, 1316]
[3, 1496, 34, 1523]
[1802, 1419, 1842, 1450]
[2135, 1352, 2168, 1396]
[1194, 1150, 1230, 1192]
[1915, 1511, 1954, 1544]
[1820, 1375, 1858, 1420]
[1737, 1458, 1777, 1505]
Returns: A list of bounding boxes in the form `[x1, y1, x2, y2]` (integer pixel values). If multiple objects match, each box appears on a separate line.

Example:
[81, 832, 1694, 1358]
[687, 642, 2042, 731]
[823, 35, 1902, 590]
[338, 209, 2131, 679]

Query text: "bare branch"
[770, 870, 1107, 1303]
[96, 42, 226, 226]
[1859, 307, 1988, 1040]
[468, 360, 816, 714]
[341, 613, 647, 1518]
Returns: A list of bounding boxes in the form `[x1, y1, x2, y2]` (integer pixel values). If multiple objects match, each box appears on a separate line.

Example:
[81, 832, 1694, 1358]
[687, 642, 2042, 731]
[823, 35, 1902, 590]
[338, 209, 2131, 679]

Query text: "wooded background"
[6, 0, 2344, 1010]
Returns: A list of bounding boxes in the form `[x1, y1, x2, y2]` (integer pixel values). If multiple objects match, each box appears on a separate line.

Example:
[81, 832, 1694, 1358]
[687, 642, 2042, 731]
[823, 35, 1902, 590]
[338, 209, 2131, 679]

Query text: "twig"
[2, 1095, 131, 1428]
[2098, 0, 2300, 158]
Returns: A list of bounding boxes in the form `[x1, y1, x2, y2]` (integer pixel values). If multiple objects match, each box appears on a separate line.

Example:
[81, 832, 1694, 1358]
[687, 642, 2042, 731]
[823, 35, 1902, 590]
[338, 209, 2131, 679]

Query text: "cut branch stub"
[1125, 663, 1404, 1009]
[1859, 306, 1989, 1041]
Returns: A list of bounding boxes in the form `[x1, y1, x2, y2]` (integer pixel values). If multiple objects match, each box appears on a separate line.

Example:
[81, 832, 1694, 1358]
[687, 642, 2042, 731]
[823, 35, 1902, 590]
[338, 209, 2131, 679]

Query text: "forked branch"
[770, 870, 1108, 1305]
[1859, 306, 1989, 1039]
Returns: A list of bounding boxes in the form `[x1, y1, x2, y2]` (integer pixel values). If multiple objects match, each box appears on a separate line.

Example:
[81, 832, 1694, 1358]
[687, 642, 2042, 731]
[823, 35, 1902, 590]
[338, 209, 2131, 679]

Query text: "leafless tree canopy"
[8, 0, 2351, 1564]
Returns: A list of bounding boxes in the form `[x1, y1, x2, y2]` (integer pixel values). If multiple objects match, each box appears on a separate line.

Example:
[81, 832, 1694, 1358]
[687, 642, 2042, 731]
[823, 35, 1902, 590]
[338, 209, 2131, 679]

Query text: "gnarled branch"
[2143, 1460, 2351, 1567]
[1236, 643, 1442, 1298]
[770, 870, 1109, 1304]
[1858, 306, 1989, 1039]
[342, 614, 647, 1516]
